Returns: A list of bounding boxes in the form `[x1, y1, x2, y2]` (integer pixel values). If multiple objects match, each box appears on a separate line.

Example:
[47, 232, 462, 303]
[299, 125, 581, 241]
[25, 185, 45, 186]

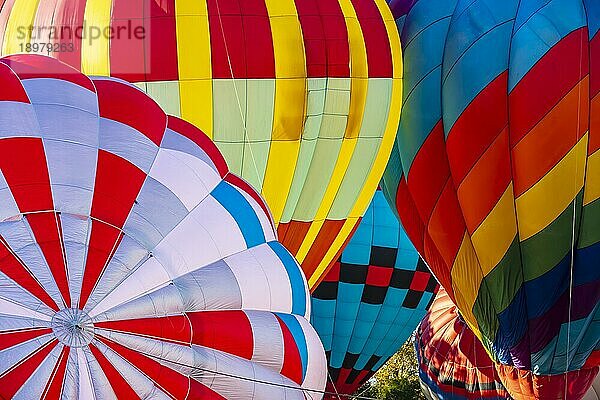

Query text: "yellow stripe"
[261, 0, 306, 223]
[470, 183, 517, 276]
[308, 217, 359, 288]
[450, 234, 483, 338]
[516, 134, 588, 240]
[304, 0, 403, 284]
[295, 0, 367, 263]
[584, 148, 600, 206]
[175, 0, 213, 137]
[346, 0, 402, 219]
[81, 0, 112, 76]
[2, 0, 41, 55]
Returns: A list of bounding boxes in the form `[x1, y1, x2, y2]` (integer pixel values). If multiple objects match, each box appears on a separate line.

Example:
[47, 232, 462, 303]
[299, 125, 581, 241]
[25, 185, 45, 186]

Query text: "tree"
[357, 336, 424, 400]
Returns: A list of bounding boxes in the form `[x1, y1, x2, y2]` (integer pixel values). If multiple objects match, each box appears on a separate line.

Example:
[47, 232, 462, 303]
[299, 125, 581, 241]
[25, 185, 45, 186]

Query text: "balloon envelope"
[384, 0, 600, 398]
[311, 188, 438, 397]
[0, 54, 326, 399]
[0, 0, 403, 287]
[416, 289, 510, 400]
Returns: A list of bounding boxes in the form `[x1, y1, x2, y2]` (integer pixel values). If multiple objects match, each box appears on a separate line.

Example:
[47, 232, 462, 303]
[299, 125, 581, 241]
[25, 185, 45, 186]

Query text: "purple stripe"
[388, 0, 418, 19]
[512, 282, 600, 360]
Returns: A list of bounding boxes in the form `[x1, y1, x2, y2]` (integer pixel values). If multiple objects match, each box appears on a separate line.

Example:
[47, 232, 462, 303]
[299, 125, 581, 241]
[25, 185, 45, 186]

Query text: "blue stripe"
[277, 313, 309, 381]
[268, 242, 306, 316]
[211, 181, 265, 248]
[584, 0, 600, 38]
[510, 0, 586, 91]
[442, 19, 514, 131]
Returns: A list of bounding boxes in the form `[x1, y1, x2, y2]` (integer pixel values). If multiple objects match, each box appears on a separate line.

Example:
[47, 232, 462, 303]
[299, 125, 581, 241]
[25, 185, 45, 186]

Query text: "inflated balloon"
[0, 0, 403, 288]
[0, 54, 326, 399]
[312, 188, 438, 397]
[416, 289, 510, 400]
[384, 0, 599, 398]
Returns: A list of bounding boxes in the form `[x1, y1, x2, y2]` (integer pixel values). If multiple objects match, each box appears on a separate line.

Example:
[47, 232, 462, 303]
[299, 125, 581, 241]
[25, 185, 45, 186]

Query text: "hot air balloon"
[0, 54, 326, 399]
[416, 289, 510, 400]
[311, 188, 438, 397]
[0, 0, 403, 288]
[383, 0, 600, 398]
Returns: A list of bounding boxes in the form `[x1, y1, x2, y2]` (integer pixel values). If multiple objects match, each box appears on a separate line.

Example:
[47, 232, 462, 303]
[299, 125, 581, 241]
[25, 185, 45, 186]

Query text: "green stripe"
[579, 197, 600, 248]
[520, 191, 583, 282]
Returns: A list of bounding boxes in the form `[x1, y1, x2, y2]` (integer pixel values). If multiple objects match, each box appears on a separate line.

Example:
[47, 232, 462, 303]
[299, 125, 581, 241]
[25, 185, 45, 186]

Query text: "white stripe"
[76, 348, 96, 400]
[0, 334, 53, 376]
[83, 235, 150, 313]
[0, 298, 51, 321]
[149, 148, 221, 211]
[246, 311, 285, 374]
[0, 218, 65, 309]
[226, 244, 293, 314]
[60, 349, 79, 400]
[13, 343, 64, 400]
[90, 340, 171, 400]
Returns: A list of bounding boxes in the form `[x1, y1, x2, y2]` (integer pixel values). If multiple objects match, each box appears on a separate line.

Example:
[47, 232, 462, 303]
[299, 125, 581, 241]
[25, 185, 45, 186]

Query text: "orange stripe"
[457, 128, 512, 233]
[301, 219, 345, 279]
[512, 77, 589, 197]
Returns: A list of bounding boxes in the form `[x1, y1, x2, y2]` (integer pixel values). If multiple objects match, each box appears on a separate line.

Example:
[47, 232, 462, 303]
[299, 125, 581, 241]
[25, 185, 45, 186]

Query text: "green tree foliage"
[357, 336, 425, 400]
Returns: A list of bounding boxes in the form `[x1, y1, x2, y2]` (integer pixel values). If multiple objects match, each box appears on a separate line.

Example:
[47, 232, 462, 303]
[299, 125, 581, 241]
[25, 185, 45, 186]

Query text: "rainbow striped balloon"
[384, 0, 600, 398]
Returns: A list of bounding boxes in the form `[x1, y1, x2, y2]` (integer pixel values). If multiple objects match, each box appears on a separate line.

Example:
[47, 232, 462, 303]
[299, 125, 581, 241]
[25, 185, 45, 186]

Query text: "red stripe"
[26, 213, 70, 306]
[0, 62, 29, 103]
[591, 34, 600, 97]
[0, 137, 71, 306]
[96, 315, 192, 344]
[350, 0, 393, 78]
[188, 311, 254, 360]
[94, 79, 166, 146]
[590, 35, 600, 155]
[207, 0, 275, 79]
[0, 237, 58, 310]
[509, 28, 589, 146]
[275, 315, 303, 384]
[144, 0, 179, 82]
[167, 116, 229, 177]
[396, 175, 425, 254]
[295, 0, 350, 77]
[406, 121, 450, 224]
[89, 344, 141, 400]
[42, 346, 70, 400]
[427, 180, 465, 271]
[98, 336, 191, 399]
[0, 340, 57, 399]
[96, 313, 248, 398]
[110, 0, 146, 82]
[80, 149, 145, 307]
[446, 72, 508, 185]
[53, 0, 87, 71]
[0, 328, 52, 351]
[1, 54, 95, 92]
[79, 221, 123, 308]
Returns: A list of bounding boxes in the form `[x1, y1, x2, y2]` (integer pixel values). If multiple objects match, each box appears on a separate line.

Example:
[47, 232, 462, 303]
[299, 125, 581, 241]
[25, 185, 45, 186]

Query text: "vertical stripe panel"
[175, 0, 213, 136]
[261, 0, 306, 223]
[81, 0, 112, 75]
